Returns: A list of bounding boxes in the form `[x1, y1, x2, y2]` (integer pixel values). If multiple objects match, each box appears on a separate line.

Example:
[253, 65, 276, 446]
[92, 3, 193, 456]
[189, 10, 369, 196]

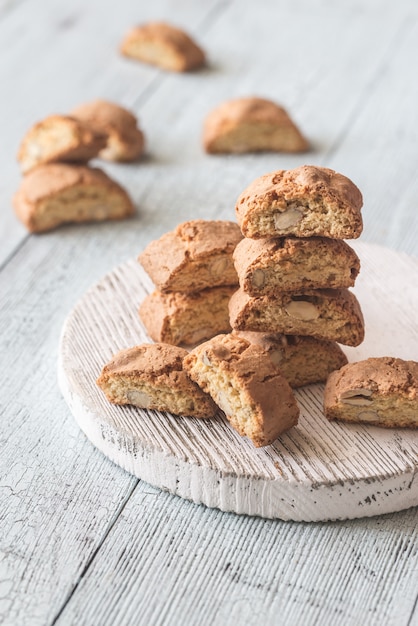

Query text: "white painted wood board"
[58, 242, 418, 522]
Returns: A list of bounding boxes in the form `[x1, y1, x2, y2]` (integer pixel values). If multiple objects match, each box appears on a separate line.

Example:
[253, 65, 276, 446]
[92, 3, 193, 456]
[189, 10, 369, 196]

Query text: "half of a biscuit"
[139, 286, 235, 346]
[233, 236, 360, 296]
[183, 334, 299, 447]
[120, 22, 205, 72]
[139, 220, 243, 292]
[17, 114, 107, 173]
[324, 357, 418, 428]
[71, 99, 145, 162]
[236, 165, 363, 240]
[234, 331, 348, 388]
[229, 287, 365, 347]
[97, 343, 217, 419]
[13, 164, 134, 233]
[203, 97, 309, 154]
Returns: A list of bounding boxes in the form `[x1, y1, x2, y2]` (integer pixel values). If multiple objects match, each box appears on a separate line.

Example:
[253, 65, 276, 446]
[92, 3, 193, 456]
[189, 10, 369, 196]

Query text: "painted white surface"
[1, 0, 418, 624]
[58, 243, 418, 522]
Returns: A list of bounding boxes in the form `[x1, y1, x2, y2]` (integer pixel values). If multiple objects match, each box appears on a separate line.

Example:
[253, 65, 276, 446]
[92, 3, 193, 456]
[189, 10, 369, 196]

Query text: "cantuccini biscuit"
[236, 166, 363, 239]
[324, 357, 418, 428]
[229, 288, 365, 347]
[139, 220, 243, 293]
[233, 236, 360, 296]
[120, 22, 205, 72]
[71, 100, 145, 162]
[183, 333, 299, 447]
[17, 115, 107, 174]
[203, 97, 309, 154]
[13, 163, 134, 233]
[97, 343, 217, 419]
[139, 286, 235, 346]
[234, 331, 348, 388]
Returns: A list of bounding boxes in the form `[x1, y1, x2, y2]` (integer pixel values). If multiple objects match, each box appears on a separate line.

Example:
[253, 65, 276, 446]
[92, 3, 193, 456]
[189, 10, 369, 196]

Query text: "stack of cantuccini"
[138, 219, 243, 346]
[229, 165, 365, 387]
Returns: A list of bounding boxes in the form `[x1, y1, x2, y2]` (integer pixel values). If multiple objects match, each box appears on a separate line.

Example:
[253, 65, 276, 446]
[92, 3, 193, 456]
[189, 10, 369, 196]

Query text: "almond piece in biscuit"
[229, 288, 365, 347]
[324, 357, 418, 428]
[139, 220, 243, 292]
[139, 286, 235, 346]
[13, 163, 134, 233]
[71, 100, 145, 162]
[17, 115, 107, 174]
[233, 331, 348, 388]
[183, 333, 299, 447]
[233, 236, 360, 296]
[120, 22, 205, 72]
[203, 97, 309, 154]
[236, 166, 363, 239]
[97, 343, 217, 419]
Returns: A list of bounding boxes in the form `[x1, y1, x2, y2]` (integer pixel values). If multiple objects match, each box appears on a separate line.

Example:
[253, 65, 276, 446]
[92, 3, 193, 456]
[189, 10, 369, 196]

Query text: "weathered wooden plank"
[53, 480, 418, 626]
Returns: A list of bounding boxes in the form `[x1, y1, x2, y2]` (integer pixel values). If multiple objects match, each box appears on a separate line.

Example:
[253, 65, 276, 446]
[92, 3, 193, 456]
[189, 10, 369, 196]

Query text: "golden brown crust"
[203, 97, 309, 154]
[139, 286, 235, 346]
[71, 100, 145, 162]
[120, 22, 205, 72]
[324, 357, 418, 428]
[233, 331, 348, 387]
[233, 236, 360, 296]
[139, 220, 243, 292]
[13, 163, 134, 233]
[183, 333, 299, 447]
[97, 343, 217, 418]
[17, 114, 107, 173]
[229, 287, 365, 347]
[236, 166, 363, 239]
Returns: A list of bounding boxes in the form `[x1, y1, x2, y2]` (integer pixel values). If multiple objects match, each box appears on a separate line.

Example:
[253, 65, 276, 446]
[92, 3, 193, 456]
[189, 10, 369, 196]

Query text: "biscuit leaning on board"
[183, 333, 299, 447]
[229, 287, 365, 347]
[236, 165, 363, 239]
[139, 220, 243, 293]
[13, 163, 134, 233]
[97, 343, 217, 419]
[139, 286, 235, 346]
[203, 97, 309, 154]
[233, 236, 360, 296]
[324, 357, 418, 428]
[71, 99, 145, 162]
[17, 114, 107, 174]
[120, 22, 205, 72]
[233, 331, 348, 388]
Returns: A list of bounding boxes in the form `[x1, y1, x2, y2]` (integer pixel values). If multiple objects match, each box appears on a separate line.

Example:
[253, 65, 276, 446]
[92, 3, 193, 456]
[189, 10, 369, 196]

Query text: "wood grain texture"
[55, 481, 418, 626]
[1, 0, 418, 623]
[58, 242, 418, 522]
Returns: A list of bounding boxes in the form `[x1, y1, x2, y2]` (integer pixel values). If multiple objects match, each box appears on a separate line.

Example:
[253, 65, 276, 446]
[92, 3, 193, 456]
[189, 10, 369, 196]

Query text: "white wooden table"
[1, 0, 418, 624]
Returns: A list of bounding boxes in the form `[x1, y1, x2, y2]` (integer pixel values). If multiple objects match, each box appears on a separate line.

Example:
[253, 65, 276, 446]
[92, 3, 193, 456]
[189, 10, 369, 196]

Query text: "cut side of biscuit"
[236, 166, 363, 239]
[234, 331, 348, 388]
[183, 334, 299, 447]
[229, 288, 365, 347]
[17, 115, 107, 173]
[139, 286, 235, 346]
[203, 97, 309, 154]
[13, 163, 134, 233]
[97, 343, 217, 419]
[139, 220, 243, 292]
[233, 236, 360, 296]
[324, 357, 418, 428]
[120, 22, 205, 72]
[71, 99, 145, 162]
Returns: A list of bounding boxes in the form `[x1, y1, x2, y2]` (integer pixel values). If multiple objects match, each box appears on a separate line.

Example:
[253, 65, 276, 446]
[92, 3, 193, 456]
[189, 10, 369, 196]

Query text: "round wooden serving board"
[58, 242, 418, 522]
